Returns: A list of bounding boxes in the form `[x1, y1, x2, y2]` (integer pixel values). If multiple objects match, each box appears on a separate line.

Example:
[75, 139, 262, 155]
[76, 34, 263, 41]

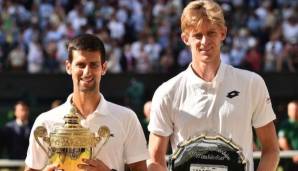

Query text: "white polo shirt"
[26, 94, 149, 171]
[148, 63, 276, 171]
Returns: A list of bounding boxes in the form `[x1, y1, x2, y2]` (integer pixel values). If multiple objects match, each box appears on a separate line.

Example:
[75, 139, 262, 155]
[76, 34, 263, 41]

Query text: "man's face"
[66, 50, 107, 93]
[288, 103, 298, 121]
[181, 20, 227, 64]
[15, 104, 29, 121]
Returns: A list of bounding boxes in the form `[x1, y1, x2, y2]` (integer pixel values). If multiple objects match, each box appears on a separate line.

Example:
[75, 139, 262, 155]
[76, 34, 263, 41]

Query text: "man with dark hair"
[25, 34, 149, 171]
[2, 101, 32, 159]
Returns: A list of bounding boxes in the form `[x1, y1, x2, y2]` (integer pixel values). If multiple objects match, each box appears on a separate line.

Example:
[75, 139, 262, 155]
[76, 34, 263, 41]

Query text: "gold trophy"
[34, 107, 111, 171]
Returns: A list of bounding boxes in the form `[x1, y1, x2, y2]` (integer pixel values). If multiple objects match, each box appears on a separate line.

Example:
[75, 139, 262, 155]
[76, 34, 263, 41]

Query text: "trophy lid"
[49, 107, 99, 148]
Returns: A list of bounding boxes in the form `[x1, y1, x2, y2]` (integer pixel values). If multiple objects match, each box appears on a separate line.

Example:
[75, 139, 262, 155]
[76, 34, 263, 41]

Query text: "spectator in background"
[1, 101, 32, 159]
[279, 37, 298, 72]
[107, 41, 122, 73]
[143, 101, 151, 122]
[243, 38, 262, 72]
[144, 35, 162, 71]
[27, 34, 44, 74]
[51, 99, 62, 109]
[177, 47, 192, 70]
[159, 49, 174, 73]
[278, 100, 298, 171]
[124, 78, 145, 115]
[142, 100, 152, 141]
[264, 31, 283, 72]
[6, 43, 27, 72]
[120, 44, 136, 72]
[279, 14, 298, 72]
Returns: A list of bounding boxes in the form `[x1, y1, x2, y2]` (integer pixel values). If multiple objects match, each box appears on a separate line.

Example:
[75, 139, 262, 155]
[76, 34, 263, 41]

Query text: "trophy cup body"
[34, 108, 110, 171]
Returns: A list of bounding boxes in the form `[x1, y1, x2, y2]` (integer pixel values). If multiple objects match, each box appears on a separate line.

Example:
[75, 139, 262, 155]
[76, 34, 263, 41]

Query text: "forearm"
[148, 133, 169, 171]
[256, 148, 280, 171]
[255, 122, 280, 171]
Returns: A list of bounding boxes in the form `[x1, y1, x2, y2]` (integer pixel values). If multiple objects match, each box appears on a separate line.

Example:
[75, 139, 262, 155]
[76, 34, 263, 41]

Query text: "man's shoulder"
[34, 103, 67, 123]
[155, 70, 186, 95]
[4, 120, 17, 128]
[105, 100, 135, 117]
[225, 65, 264, 83]
[226, 64, 259, 77]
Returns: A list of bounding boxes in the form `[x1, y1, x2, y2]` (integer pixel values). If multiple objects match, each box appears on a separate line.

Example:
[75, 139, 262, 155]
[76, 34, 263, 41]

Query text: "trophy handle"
[93, 126, 111, 157]
[34, 126, 50, 157]
[98, 126, 111, 145]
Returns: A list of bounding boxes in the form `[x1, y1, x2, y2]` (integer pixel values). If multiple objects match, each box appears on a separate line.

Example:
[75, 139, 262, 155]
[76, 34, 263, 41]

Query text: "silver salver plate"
[190, 164, 228, 171]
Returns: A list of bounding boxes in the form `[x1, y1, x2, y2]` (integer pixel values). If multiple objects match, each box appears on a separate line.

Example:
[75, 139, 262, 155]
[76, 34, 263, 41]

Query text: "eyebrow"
[193, 32, 203, 36]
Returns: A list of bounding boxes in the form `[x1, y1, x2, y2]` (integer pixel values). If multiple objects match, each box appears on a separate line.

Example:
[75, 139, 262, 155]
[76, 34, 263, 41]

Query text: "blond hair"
[181, 0, 225, 33]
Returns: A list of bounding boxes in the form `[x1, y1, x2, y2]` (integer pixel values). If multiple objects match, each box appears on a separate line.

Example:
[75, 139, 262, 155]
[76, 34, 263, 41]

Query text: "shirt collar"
[16, 119, 28, 126]
[186, 62, 226, 88]
[65, 93, 108, 116]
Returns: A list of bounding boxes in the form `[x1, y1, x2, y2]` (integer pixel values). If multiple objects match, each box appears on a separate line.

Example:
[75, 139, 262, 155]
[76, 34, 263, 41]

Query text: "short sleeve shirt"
[148, 63, 276, 171]
[25, 94, 149, 171]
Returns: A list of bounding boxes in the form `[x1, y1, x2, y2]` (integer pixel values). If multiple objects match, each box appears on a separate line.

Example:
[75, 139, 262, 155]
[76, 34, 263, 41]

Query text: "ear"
[220, 26, 227, 41]
[101, 61, 108, 76]
[181, 32, 190, 46]
[65, 60, 72, 75]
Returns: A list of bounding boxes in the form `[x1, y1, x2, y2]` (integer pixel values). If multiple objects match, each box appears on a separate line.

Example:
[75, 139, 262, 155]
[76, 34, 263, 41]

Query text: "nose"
[82, 65, 91, 76]
[201, 35, 208, 45]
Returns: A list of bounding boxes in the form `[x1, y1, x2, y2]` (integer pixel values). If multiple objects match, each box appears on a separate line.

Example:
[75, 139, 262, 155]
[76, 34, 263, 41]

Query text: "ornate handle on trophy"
[34, 126, 50, 158]
[93, 126, 111, 157]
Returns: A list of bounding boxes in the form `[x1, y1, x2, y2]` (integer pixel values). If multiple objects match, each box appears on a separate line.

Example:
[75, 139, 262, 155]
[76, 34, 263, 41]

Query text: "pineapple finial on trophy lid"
[63, 105, 82, 128]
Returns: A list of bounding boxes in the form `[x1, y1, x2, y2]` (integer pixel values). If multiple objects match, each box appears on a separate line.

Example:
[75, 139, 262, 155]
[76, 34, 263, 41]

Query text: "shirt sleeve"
[251, 74, 276, 128]
[25, 115, 49, 170]
[148, 85, 174, 136]
[123, 110, 149, 164]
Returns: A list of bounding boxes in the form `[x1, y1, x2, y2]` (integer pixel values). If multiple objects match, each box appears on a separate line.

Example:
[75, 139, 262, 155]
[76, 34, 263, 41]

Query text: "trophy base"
[49, 148, 91, 171]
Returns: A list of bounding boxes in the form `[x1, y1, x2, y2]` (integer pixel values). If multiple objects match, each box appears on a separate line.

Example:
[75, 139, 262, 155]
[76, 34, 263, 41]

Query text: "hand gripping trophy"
[34, 106, 111, 171]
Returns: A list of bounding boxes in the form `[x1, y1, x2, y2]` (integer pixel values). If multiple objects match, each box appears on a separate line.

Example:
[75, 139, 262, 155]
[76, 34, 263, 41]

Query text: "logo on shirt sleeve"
[226, 90, 240, 98]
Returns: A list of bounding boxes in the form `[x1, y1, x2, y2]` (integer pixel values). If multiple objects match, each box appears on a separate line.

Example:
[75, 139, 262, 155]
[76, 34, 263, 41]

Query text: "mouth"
[200, 47, 211, 52]
[81, 77, 94, 84]
[199, 49, 210, 54]
[199, 45, 213, 54]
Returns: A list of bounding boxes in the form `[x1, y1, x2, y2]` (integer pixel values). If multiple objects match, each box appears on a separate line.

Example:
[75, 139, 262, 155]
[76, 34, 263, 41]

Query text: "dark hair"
[67, 34, 106, 63]
[14, 101, 29, 110]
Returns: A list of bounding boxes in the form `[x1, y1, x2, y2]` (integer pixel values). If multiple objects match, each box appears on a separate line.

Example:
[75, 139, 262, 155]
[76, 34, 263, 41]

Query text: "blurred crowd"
[0, 0, 297, 74]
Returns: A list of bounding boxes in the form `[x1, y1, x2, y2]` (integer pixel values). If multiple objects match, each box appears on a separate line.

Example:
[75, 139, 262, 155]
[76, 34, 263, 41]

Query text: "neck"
[191, 61, 221, 82]
[16, 119, 28, 125]
[72, 91, 101, 118]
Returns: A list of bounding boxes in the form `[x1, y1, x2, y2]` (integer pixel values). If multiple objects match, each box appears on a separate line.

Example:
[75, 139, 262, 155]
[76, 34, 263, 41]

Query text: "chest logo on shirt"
[226, 90, 240, 98]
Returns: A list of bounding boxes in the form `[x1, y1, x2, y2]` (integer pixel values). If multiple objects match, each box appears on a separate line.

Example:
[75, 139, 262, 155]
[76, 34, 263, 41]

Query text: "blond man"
[147, 1, 279, 171]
